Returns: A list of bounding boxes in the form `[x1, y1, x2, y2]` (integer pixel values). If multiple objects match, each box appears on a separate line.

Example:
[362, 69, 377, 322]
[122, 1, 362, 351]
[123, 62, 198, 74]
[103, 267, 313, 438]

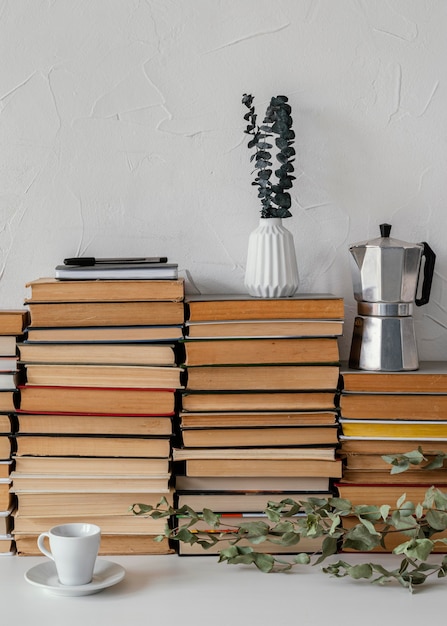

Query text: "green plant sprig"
[382, 446, 447, 474]
[131, 448, 447, 592]
[131, 483, 447, 593]
[242, 93, 296, 219]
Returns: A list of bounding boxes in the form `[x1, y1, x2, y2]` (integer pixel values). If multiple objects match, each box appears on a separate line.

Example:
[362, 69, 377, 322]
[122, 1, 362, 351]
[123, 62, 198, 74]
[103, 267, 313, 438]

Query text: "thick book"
[18, 342, 176, 365]
[0, 371, 20, 390]
[343, 452, 446, 471]
[339, 393, 447, 420]
[13, 512, 167, 535]
[25, 325, 184, 343]
[173, 447, 341, 478]
[340, 468, 447, 484]
[179, 410, 337, 428]
[16, 413, 172, 436]
[26, 277, 184, 302]
[0, 508, 13, 535]
[185, 364, 339, 391]
[24, 364, 184, 389]
[15, 534, 173, 556]
[0, 461, 12, 479]
[10, 473, 171, 493]
[13, 455, 169, 476]
[175, 491, 332, 512]
[14, 434, 171, 458]
[0, 390, 17, 413]
[17, 385, 176, 415]
[339, 437, 447, 455]
[183, 337, 340, 366]
[0, 371, 22, 391]
[173, 447, 337, 461]
[185, 319, 344, 339]
[14, 489, 173, 516]
[185, 294, 344, 322]
[26, 301, 184, 327]
[180, 426, 339, 448]
[0, 310, 30, 335]
[341, 361, 447, 393]
[0, 415, 13, 434]
[181, 458, 342, 478]
[0, 437, 12, 460]
[182, 391, 337, 412]
[175, 475, 330, 492]
[54, 263, 179, 280]
[0, 335, 20, 355]
[0, 482, 12, 511]
[0, 356, 19, 371]
[0, 538, 14, 555]
[335, 482, 447, 507]
[340, 418, 447, 439]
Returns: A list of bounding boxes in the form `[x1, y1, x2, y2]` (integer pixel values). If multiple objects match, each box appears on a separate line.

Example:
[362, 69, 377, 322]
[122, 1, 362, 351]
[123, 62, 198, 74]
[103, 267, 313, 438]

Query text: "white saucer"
[24, 559, 126, 596]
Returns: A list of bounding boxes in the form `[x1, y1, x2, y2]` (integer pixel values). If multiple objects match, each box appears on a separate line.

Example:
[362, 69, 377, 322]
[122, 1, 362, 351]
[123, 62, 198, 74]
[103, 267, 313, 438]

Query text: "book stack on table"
[175, 293, 344, 555]
[10, 266, 185, 555]
[0, 310, 30, 556]
[337, 362, 447, 552]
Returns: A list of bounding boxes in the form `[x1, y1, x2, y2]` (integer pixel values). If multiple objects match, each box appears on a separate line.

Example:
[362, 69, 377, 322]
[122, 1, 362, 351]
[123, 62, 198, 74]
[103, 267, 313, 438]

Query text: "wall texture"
[1, 0, 446, 360]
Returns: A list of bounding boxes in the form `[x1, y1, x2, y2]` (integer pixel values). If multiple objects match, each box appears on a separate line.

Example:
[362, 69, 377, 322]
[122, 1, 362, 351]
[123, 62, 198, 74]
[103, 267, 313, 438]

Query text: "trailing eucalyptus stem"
[242, 93, 295, 218]
[130, 447, 447, 592]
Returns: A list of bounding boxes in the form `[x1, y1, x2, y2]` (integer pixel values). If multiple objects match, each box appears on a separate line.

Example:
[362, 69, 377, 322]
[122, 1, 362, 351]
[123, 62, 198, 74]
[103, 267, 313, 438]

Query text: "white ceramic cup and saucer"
[37, 522, 101, 585]
[25, 523, 125, 596]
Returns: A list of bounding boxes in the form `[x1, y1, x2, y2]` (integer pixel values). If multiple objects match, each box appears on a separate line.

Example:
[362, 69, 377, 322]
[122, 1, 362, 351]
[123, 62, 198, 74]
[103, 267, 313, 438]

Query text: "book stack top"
[182, 293, 343, 412]
[25, 274, 185, 334]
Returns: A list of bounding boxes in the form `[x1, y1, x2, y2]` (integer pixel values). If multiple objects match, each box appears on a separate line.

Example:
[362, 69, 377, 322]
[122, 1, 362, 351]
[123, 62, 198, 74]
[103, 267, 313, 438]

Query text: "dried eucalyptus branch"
[242, 93, 295, 219]
[382, 446, 447, 474]
[131, 483, 447, 593]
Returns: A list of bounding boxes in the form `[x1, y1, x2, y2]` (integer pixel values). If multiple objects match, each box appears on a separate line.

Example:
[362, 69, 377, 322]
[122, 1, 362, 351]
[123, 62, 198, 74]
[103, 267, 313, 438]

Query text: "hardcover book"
[26, 277, 184, 302]
[183, 337, 339, 366]
[18, 342, 177, 365]
[17, 385, 176, 415]
[26, 301, 184, 327]
[185, 318, 344, 339]
[182, 391, 337, 412]
[185, 364, 339, 391]
[185, 293, 344, 322]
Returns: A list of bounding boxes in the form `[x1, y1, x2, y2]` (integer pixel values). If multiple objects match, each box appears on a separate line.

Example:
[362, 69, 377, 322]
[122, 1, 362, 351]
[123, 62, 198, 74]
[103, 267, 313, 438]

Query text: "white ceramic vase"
[244, 217, 300, 298]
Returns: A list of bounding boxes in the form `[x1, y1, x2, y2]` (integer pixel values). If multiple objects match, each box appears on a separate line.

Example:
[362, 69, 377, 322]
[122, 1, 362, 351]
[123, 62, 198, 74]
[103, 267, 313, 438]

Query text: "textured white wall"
[1, 0, 446, 360]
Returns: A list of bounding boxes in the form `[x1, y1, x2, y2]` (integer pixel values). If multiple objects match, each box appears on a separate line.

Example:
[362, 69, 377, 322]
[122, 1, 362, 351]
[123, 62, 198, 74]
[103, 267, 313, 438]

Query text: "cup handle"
[37, 532, 53, 560]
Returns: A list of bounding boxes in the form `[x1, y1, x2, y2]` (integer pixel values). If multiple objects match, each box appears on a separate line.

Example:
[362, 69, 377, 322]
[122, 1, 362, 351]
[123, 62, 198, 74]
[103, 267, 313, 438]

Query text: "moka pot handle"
[415, 242, 436, 307]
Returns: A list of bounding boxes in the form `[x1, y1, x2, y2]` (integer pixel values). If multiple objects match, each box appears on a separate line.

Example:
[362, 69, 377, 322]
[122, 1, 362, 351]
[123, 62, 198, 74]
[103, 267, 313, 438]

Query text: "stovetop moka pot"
[348, 223, 436, 371]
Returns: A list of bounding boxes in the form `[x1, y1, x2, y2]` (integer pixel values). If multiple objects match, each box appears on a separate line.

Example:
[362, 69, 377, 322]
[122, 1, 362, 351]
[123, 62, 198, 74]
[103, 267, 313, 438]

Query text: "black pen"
[63, 256, 168, 266]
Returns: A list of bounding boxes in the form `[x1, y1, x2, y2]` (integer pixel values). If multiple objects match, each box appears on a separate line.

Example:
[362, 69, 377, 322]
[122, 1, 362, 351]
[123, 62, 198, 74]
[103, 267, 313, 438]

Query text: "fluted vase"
[244, 217, 299, 298]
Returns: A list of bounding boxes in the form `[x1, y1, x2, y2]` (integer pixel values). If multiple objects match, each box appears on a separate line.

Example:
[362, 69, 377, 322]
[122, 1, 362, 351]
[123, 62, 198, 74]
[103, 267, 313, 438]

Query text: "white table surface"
[0, 552, 446, 625]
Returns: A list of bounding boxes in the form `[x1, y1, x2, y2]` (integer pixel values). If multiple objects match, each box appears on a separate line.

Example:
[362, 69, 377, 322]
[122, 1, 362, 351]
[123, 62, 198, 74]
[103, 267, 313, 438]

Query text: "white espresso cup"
[37, 523, 101, 586]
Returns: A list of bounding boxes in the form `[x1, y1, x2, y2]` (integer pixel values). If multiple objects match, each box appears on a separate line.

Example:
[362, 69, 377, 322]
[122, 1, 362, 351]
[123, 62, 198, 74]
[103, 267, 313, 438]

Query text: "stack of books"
[337, 362, 447, 552]
[11, 272, 185, 555]
[0, 310, 30, 556]
[175, 293, 344, 555]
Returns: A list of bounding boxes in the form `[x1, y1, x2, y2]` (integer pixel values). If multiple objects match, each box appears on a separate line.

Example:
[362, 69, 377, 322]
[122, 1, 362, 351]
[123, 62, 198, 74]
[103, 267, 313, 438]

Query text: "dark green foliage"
[242, 93, 296, 218]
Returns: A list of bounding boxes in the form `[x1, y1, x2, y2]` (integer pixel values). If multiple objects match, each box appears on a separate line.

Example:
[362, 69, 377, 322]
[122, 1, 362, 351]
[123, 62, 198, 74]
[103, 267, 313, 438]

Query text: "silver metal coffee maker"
[348, 223, 436, 371]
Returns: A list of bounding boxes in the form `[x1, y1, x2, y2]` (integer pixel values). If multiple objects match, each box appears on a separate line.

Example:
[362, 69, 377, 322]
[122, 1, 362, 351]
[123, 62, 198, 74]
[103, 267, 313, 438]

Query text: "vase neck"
[260, 217, 282, 225]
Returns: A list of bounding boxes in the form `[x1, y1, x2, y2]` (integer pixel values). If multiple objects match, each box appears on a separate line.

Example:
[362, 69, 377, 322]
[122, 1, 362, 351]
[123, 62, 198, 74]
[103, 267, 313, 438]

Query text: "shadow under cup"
[37, 523, 101, 586]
